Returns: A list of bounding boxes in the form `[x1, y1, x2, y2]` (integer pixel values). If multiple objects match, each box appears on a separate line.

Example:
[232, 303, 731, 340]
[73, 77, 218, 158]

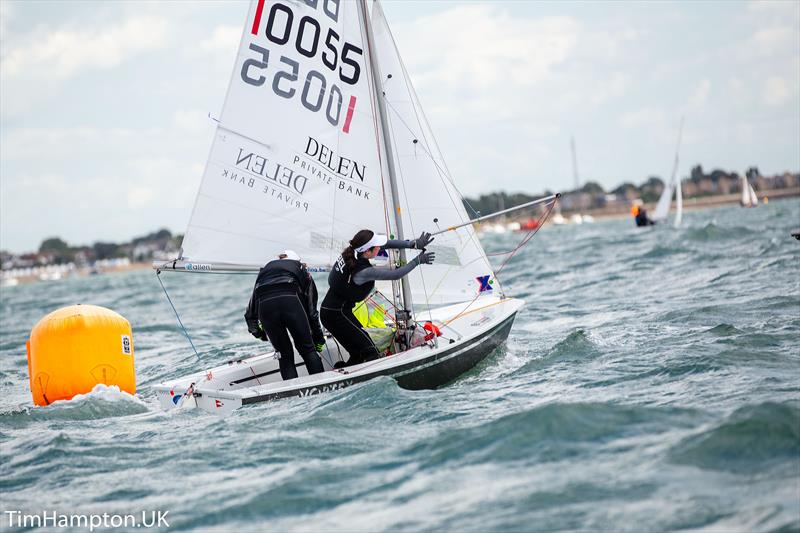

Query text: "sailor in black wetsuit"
[635, 207, 656, 228]
[320, 229, 436, 367]
[244, 250, 325, 380]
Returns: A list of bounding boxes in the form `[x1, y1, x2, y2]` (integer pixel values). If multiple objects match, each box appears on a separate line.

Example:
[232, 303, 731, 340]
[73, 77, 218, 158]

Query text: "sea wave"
[668, 401, 800, 474]
[0, 385, 150, 424]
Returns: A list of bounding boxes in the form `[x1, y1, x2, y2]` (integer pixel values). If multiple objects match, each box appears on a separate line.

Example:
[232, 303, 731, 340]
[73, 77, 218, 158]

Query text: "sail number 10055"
[242, 2, 363, 129]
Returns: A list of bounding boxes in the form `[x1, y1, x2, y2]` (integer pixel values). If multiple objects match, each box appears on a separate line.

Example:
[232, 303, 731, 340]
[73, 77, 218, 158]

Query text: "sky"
[1, 0, 798, 253]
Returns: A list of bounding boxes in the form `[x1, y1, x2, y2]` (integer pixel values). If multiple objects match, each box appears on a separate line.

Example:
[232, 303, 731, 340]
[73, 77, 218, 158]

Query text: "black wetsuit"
[245, 259, 324, 380]
[635, 211, 655, 227]
[320, 240, 423, 367]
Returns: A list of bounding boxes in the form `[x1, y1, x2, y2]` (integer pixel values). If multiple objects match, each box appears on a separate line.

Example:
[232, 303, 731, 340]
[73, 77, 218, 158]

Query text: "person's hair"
[342, 229, 374, 270]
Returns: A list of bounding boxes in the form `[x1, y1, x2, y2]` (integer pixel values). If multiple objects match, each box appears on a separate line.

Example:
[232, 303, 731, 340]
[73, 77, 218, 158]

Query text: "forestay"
[181, 0, 393, 269]
[370, 1, 502, 306]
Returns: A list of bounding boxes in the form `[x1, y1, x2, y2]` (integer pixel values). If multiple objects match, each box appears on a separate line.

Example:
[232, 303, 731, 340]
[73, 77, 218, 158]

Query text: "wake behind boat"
[153, 0, 554, 413]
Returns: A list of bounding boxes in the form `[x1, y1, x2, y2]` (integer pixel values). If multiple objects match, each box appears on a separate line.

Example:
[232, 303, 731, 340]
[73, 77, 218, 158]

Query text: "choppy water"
[2, 200, 799, 532]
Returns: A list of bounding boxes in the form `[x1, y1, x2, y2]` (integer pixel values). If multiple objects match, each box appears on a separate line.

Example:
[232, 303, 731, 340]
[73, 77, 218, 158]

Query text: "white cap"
[355, 233, 388, 253]
[278, 249, 300, 261]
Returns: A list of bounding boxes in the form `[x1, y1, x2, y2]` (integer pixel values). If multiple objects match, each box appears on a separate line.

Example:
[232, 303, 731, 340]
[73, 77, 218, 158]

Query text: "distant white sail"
[181, 1, 391, 268]
[652, 180, 674, 222]
[652, 117, 684, 226]
[370, 1, 500, 306]
[741, 175, 758, 207]
[749, 183, 759, 206]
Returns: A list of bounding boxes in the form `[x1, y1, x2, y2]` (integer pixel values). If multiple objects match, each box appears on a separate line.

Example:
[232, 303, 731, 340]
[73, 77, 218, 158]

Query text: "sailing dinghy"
[153, 0, 553, 413]
[651, 118, 684, 228]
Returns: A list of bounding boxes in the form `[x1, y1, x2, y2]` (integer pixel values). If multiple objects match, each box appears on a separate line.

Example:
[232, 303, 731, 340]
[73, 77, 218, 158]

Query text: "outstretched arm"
[383, 231, 434, 251]
[352, 251, 435, 285]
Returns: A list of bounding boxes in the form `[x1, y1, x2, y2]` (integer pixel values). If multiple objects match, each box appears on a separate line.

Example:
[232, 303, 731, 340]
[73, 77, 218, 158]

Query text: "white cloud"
[1, 15, 169, 79]
[397, 5, 579, 92]
[745, 26, 796, 57]
[689, 79, 712, 107]
[200, 24, 241, 53]
[747, 0, 800, 18]
[618, 107, 666, 129]
[763, 76, 789, 106]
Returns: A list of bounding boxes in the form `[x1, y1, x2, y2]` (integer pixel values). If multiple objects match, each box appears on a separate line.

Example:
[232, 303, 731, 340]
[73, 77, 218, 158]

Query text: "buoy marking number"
[121, 335, 132, 355]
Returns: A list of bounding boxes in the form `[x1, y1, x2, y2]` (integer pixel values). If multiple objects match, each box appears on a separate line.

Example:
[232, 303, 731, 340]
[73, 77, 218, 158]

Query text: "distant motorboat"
[582, 214, 594, 223]
[569, 214, 583, 224]
[551, 212, 566, 225]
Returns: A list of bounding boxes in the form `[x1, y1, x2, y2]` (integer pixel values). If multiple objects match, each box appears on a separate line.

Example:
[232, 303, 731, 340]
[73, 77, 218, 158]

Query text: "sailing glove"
[414, 231, 434, 249]
[315, 342, 325, 353]
[249, 322, 268, 341]
[418, 251, 436, 265]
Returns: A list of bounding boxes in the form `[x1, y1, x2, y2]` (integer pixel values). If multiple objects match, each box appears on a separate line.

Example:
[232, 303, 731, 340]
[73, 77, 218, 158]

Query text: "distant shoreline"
[553, 187, 799, 221]
[3, 191, 798, 287]
[1, 261, 153, 287]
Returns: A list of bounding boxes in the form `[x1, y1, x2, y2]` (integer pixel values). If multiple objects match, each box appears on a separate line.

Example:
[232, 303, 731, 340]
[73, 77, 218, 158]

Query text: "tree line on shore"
[462, 166, 798, 216]
[1, 229, 182, 270]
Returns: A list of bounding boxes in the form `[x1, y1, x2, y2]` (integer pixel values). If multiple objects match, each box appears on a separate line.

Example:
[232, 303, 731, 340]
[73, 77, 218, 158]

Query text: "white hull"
[155, 295, 523, 414]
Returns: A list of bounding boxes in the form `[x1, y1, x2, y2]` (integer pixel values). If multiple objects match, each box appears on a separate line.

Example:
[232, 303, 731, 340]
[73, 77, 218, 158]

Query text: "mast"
[669, 117, 684, 188]
[358, 0, 414, 319]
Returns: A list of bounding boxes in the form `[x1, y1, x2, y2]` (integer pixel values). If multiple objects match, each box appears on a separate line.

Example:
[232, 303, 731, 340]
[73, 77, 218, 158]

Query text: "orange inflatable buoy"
[26, 304, 136, 406]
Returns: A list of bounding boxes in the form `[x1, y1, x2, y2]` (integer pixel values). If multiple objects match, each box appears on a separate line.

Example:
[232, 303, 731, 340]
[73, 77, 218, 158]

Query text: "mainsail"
[370, 1, 501, 306]
[176, 0, 499, 308]
[652, 117, 684, 227]
[180, 0, 393, 269]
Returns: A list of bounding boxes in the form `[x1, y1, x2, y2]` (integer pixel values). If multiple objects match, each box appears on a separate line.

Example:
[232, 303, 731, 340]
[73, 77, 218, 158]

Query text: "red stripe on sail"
[252, 0, 265, 35]
[343, 95, 357, 133]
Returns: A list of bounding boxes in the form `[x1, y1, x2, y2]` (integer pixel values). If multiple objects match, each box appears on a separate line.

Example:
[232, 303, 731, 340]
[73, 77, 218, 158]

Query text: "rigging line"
[156, 270, 200, 361]
[440, 198, 557, 328]
[383, 100, 464, 218]
[382, 99, 499, 291]
[380, 96, 498, 286]
[361, 1, 407, 317]
[378, 5, 481, 220]
[365, 7, 490, 277]
[384, 105, 435, 323]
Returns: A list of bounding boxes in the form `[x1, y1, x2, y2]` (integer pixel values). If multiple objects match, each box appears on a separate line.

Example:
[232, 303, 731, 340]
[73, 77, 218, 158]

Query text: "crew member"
[245, 250, 325, 380]
[320, 229, 436, 367]
[633, 205, 655, 227]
